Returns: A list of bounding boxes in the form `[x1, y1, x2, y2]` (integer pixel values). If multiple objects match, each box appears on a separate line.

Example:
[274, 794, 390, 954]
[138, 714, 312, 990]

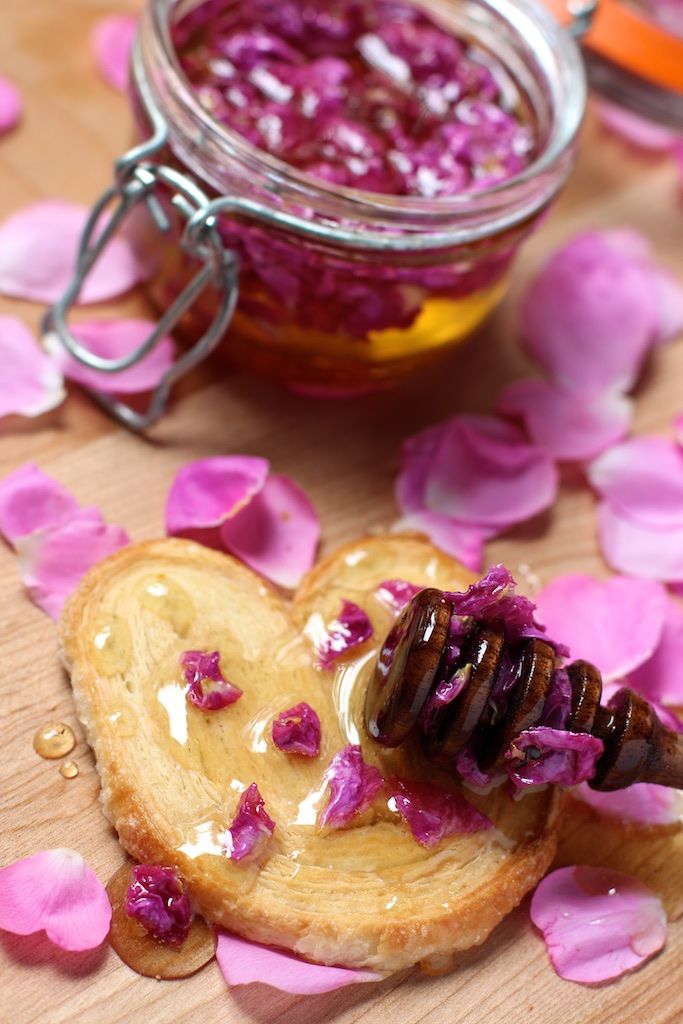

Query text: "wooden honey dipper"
[364, 588, 683, 792]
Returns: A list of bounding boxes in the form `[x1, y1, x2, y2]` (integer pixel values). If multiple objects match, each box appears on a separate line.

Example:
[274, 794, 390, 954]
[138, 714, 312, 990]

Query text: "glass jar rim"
[139, 0, 586, 240]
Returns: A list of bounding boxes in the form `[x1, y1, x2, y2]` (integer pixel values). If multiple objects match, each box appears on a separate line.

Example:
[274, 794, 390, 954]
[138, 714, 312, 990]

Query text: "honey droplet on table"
[33, 722, 76, 759]
[106, 863, 216, 979]
[59, 760, 79, 779]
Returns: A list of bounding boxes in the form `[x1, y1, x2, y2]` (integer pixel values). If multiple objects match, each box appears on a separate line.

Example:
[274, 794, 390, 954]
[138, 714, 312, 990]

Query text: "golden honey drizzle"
[33, 722, 75, 759]
[139, 575, 195, 637]
[91, 616, 132, 676]
[59, 760, 79, 779]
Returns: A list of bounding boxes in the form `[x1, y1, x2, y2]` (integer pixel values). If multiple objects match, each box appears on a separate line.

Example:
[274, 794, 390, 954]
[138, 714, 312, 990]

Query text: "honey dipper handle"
[589, 688, 683, 791]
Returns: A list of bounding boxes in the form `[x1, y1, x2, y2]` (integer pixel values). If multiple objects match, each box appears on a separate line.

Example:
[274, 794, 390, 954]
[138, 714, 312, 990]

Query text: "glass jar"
[47, 0, 586, 425]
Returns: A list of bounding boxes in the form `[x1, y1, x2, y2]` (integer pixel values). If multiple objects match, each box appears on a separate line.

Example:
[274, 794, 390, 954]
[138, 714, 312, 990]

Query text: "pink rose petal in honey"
[375, 578, 422, 614]
[0, 76, 22, 135]
[224, 784, 275, 862]
[589, 436, 683, 529]
[16, 515, 130, 619]
[0, 315, 65, 420]
[216, 931, 382, 993]
[0, 848, 111, 951]
[505, 727, 603, 788]
[0, 201, 147, 304]
[91, 14, 137, 93]
[597, 502, 683, 583]
[628, 599, 683, 706]
[389, 777, 491, 847]
[0, 463, 81, 546]
[166, 456, 269, 536]
[320, 744, 383, 829]
[397, 415, 557, 533]
[47, 319, 175, 394]
[576, 782, 683, 827]
[596, 100, 680, 152]
[534, 574, 667, 681]
[521, 232, 659, 396]
[530, 866, 667, 984]
[220, 473, 320, 589]
[317, 600, 373, 669]
[498, 378, 632, 461]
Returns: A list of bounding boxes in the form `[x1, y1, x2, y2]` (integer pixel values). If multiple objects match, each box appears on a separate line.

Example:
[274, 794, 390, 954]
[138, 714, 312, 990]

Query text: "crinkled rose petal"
[597, 100, 680, 152]
[166, 456, 269, 536]
[0, 76, 22, 135]
[420, 665, 471, 735]
[597, 502, 683, 582]
[16, 516, 130, 619]
[455, 743, 492, 788]
[224, 784, 275, 862]
[320, 744, 384, 829]
[575, 782, 683, 827]
[447, 564, 542, 638]
[498, 378, 632, 461]
[589, 436, 683, 529]
[91, 14, 136, 92]
[220, 473, 320, 589]
[124, 865, 192, 945]
[181, 650, 242, 710]
[375, 578, 422, 615]
[216, 931, 382, 993]
[391, 511, 486, 571]
[389, 777, 491, 847]
[534, 574, 667, 681]
[317, 600, 373, 669]
[530, 866, 667, 984]
[0, 463, 82, 547]
[0, 848, 111, 952]
[628, 599, 683, 705]
[45, 319, 174, 395]
[0, 315, 65, 419]
[0, 201, 147, 304]
[506, 727, 603, 788]
[404, 416, 558, 530]
[521, 232, 659, 396]
[272, 702, 321, 757]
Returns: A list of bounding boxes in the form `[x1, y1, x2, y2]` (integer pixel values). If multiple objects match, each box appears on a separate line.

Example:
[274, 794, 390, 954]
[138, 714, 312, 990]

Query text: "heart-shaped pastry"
[60, 534, 560, 973]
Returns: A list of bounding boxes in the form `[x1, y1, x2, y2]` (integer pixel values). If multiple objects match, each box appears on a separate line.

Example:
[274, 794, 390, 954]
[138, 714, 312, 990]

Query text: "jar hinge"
[42, 132, 240, 433]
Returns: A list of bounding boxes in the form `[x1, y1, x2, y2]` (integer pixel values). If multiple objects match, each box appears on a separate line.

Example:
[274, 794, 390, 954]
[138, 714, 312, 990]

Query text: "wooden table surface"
[1, 2, 683, 1022]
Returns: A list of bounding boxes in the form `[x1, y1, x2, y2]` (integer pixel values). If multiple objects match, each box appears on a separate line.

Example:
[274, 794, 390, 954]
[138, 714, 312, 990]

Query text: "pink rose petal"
[530, 866, 667, 984]
[91, 14, 137, 93]
[220, 473, 320, 588]
[391, 511, 486, 571]
[651, 269, 683, 343]
[0, 316, 65, 419]
[498, 378, 632, 461]
[46, 319, 175, 394]
[320, 744, 384, 829]
[576, 782, 683, 827]
[224, 784, 275, 862]
[16, 515, 130, 619]
[181, 649, 243, 710]
[317, 601, 374, 669]
[505, 727, 604, 788]
[534, 574, 667, 681]
[596, 100, 680, 152]
[597, 502, 683, 582]
[628, 599, 683, 705]
[375, 578, 423, 615]
[216, 931, 382, 993]
[0, 76, 22, 135]
[0, 463, 82, 546]
[389, 777, 491, 847]
[272, 702, 321, 757]
[397, 415, 558, 532]
[589, 436, 683, 529]
[0, 848, 111, 952]
[166, 456, 269, 536]
[521, 232, 659, 396]
[0, 200, 148, 304]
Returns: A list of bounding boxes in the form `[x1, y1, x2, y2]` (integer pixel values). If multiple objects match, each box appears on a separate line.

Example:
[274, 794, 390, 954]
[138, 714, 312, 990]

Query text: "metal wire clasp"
[43, 145, 240, 432]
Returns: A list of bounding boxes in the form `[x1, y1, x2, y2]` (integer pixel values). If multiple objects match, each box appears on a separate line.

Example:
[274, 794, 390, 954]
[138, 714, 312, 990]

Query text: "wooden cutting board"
[1, 2, 682, 1022]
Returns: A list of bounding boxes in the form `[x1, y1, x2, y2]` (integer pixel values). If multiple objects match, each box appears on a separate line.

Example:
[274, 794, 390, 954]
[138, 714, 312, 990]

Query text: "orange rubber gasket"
[545, 0, 683, 93]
